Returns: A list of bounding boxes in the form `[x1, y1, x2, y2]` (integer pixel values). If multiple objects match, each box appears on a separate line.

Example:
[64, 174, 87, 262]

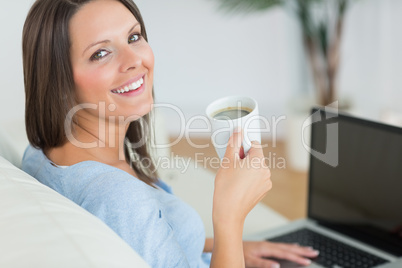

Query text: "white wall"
[338, 0, 402, 119]
[135, 0, 302, 137]
[0, 0, 34, 125]
[0, 0, 401, 137]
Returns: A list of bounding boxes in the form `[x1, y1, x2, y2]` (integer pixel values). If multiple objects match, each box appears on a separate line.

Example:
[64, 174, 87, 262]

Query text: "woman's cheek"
[140, 44, 155, 71]
[73, 66, 113, 103]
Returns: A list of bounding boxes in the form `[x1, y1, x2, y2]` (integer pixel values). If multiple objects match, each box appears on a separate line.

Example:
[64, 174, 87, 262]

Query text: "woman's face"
[69, 0, 154, 122]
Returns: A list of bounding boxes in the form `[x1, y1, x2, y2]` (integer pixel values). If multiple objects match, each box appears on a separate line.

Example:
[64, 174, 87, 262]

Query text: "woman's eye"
[90, 50, 109, 61]
[128, 33, 141, 44]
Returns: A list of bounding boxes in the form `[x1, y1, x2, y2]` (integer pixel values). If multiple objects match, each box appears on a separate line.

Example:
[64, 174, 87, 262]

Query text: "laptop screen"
[308, 108, 402, 256]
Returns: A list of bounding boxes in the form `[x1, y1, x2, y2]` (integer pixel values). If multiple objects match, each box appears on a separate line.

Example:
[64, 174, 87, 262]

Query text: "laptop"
[249, 107, 402, 268]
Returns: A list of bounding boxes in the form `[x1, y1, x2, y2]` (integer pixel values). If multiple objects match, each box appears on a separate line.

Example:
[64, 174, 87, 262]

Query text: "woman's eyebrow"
[83, 40, 110, 56]
[82, 23, 141, 56]
[128, 22, 140, 34]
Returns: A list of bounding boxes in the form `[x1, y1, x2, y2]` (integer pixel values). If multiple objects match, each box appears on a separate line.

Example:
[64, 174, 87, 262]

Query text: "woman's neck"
[47, 111, 133, 171]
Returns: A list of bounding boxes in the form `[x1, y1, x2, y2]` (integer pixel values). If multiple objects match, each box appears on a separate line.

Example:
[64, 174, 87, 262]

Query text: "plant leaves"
[215, 0, 284, 13]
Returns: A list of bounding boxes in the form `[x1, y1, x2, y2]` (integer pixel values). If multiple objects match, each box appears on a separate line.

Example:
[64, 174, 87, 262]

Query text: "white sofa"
[0, 119, 287, 267]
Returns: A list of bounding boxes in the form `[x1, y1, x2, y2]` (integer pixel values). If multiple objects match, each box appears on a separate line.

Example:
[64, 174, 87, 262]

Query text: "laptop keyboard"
[268, 228, 389, 268]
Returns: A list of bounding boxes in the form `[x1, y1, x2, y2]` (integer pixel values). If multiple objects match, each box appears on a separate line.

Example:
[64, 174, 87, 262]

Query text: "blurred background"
[0, 0, 401, 218]
[1, 0, 401, 135]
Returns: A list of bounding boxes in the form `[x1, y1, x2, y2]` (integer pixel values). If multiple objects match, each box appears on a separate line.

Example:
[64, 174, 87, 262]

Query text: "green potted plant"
[214, 0, 351, 107]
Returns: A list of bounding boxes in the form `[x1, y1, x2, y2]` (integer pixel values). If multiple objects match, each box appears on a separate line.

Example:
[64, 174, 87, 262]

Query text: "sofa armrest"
[0, 156, 149, 268]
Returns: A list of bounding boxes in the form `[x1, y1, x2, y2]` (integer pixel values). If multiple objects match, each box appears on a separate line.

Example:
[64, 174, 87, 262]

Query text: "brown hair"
[23, 0, 158, 185]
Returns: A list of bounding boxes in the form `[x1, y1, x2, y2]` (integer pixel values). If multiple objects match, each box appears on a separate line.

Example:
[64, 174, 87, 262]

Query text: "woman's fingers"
[213, 131, 272, 227]
[244, 241, 318, 267]
[224, 128, 243, 160]
[239, 145, 245, 159]
[245, 141, 271, 181]
[268, 248, 312, 266]
[246, 140, 265, 159]
[266, 243, 318, 266]
[245, 141, 270, 170]
[276, 243, 320, 258]
[245, 255, 280, 268]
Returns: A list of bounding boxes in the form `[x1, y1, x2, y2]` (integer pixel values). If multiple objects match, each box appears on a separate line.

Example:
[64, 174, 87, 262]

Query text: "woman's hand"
[210, 129, 272, 267]
[243, 241, 319, 267]
[213, 129, 272, 226]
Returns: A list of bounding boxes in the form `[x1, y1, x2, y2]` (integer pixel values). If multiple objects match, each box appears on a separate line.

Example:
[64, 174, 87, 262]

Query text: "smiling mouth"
[111, 77, 144, 94]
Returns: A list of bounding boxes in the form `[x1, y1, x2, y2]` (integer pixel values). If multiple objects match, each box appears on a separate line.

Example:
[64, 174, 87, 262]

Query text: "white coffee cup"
[206, 96, 261, 159]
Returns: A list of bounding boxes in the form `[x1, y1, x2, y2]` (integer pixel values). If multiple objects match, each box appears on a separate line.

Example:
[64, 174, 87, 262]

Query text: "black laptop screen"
[308, 108, 402, 256]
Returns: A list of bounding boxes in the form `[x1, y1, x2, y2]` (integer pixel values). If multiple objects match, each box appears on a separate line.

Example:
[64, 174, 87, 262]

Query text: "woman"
[21, 0, 318, 267]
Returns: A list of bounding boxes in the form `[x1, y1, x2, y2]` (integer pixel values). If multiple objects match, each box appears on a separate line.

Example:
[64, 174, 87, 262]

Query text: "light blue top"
[22, 146, 211, 268]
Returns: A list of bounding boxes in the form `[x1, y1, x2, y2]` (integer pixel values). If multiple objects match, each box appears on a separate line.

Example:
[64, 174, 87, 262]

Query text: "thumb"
[224, 127, 243, 159]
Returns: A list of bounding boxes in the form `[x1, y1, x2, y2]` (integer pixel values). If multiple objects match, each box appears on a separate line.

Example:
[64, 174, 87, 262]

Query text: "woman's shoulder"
[61, 160, 159, 209]
[22, 145, 156, 203]
[77, 162, 157, 202]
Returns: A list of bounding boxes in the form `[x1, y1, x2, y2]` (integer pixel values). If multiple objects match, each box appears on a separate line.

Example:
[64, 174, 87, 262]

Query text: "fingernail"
[251, 140, 261, 146]
[307, 246, 319, 254]
[304, 259, 312, 265]
[271, 264, 280, 268]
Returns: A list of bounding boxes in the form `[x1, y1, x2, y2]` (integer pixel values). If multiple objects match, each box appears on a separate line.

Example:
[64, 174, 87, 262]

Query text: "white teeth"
[113, 77, 144, 94]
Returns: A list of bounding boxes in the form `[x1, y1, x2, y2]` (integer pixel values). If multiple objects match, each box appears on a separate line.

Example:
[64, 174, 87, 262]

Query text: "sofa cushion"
[0, 156, 149, 268]
[0, 126, 22, 168]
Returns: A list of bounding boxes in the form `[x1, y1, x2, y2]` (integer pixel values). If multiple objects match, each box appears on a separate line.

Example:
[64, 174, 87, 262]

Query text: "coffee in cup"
[206, 96, 261, 159]
[212, 107, 253, 120]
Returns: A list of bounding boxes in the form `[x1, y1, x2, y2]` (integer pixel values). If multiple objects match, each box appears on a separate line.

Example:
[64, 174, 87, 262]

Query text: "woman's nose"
[119, 46, 142, 72]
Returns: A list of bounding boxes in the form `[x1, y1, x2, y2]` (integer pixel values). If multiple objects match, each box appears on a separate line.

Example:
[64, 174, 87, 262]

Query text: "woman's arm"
[204, 130, 318, 267]
[209, 130, 272, 268]
[204, 238, 214, 252]
[211, 220, 245, 268]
